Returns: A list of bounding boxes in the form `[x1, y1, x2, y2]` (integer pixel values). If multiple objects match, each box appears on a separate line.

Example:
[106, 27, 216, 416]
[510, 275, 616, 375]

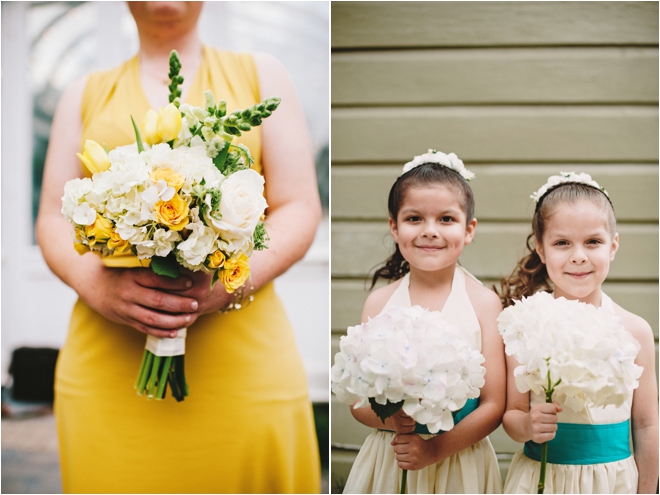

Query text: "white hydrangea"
[497, 291, 642, 411]
[175, 220, 218, 270]
[331, 305, 486, 434]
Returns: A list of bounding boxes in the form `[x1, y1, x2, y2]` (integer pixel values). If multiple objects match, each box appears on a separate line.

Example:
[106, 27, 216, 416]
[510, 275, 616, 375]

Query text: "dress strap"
[382, 273, 412, 311]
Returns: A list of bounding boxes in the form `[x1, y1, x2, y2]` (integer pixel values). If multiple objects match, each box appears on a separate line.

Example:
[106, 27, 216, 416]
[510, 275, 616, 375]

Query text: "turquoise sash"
[413, 398, 479, 434]
[523, 420, 631, 465]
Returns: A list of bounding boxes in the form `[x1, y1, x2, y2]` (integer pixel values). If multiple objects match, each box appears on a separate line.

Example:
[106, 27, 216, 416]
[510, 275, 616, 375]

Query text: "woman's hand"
[525, 401, 563, 443]
[391, 433, 436, 471]
[78, 265, 238, 337]
[173, 268, 235, 316]
[76, 263, 201, 338]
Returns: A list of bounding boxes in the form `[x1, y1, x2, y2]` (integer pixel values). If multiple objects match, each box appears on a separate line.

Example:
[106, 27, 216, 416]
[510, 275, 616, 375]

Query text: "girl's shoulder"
[611, 301, 654, 346]
[464, 274, 503, 318]
[361, 278, 404, 322]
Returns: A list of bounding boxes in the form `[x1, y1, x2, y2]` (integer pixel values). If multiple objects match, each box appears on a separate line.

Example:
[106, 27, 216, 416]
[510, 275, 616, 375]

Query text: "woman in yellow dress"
[35, 2, 322, 493]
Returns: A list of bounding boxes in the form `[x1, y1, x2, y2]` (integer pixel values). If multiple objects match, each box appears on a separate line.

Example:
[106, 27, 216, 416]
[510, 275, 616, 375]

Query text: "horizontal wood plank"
[331, 280, 659, 338]
[333, 48, 658, 105]
[332, 2, 659, 48]
[332, 106, 659, 163]
[331, 222, 659, 280]
[331, 164, 658, 222]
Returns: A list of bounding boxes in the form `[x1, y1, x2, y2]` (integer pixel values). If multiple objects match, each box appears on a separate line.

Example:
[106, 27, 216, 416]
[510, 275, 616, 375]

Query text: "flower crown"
[402, 149, 475, 181]
[531, 171, 608, 203]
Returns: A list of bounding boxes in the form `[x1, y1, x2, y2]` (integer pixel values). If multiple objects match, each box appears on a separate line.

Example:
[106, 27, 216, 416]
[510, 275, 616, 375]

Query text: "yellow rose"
[158, 103, 182, 143]
[206, 250, 226, 270]
[150, 168, 185, 191]
[220, 253, 250, 293]
[142, 109, 160, 145]
[107, 231, 131, 254]
[76, 139, 111, 174]
[155, 193, 189, 231]
[84, 214, 114, 246]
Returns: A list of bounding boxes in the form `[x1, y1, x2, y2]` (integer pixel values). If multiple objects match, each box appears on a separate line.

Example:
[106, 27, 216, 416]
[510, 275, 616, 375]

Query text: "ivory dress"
[343, 266, 502, 494]
[503, 294, 638, 494]
[54, 47, 321, 494]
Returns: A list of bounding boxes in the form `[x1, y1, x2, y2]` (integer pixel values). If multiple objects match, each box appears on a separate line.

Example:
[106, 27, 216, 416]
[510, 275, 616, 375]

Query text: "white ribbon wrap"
[145, 328, 187, 357]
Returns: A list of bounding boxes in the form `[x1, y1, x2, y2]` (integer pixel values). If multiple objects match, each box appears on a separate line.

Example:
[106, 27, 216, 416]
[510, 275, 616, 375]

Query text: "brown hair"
[495, 182, 616, 307]
[370, 163, 475, 288]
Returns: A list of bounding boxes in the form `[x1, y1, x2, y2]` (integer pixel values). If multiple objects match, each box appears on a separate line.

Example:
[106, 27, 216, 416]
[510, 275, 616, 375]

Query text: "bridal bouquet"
[62, 51, 279, 402]
[331, 305, 486, 493]
[497, 291, 642, 493]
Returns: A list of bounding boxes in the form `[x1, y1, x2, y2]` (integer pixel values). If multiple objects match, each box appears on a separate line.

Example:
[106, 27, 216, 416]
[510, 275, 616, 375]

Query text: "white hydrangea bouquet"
[331, 305, 486, 493]
[497, 291, 642, 493]
[62, 51, 279, 402]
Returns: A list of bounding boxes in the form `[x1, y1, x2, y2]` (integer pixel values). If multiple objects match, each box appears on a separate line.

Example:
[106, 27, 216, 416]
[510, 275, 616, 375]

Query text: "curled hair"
[370, 163, 475, 288]
[496, 182, 616, 307]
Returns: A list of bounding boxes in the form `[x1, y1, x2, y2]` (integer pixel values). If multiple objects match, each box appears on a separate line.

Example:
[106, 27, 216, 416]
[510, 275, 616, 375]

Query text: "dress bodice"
[80, 46, 262, 174]
[382, 265, 483, 351]
[529, 292, 633, 425]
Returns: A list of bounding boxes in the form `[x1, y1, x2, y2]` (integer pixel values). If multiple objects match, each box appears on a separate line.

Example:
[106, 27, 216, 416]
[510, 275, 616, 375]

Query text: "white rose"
[206, 169, 267, 253]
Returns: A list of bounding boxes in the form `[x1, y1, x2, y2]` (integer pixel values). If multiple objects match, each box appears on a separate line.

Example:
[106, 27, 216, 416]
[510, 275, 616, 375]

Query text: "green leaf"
[151, 254, 181, 278]
[369, 398, 404, 424]
[130, 115, 145, 153]
[213, 143, 231, 173]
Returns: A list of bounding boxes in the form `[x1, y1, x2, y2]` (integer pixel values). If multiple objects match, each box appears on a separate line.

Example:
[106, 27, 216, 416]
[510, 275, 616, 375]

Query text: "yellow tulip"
[73, 242, 90, 255]
[142, 109, 161, 145]
[76, 139, 111, 174]
[157, 103, 182, 143]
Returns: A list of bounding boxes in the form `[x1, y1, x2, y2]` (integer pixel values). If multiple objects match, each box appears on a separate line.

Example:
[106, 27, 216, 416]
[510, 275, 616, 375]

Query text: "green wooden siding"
[331, 2, 658, 490]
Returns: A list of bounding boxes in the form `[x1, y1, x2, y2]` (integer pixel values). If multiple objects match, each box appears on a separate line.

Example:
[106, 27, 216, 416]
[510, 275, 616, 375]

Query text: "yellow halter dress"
[54, 47, 321, 494]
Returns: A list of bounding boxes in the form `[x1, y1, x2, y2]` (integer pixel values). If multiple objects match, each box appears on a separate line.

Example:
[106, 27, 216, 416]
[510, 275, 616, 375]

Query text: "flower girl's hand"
[391, 433, 434, 471]
[526, 401, 563, 443]
[385, 409, 416, 434]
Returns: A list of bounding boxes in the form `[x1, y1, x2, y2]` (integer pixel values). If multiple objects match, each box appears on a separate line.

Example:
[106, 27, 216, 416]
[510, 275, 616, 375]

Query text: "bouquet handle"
[135, 329, 188, 401]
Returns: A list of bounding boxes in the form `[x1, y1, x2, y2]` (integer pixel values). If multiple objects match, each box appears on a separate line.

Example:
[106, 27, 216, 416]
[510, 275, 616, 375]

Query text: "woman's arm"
[36, 76, 200, 338]
[392, 287, 506, 470]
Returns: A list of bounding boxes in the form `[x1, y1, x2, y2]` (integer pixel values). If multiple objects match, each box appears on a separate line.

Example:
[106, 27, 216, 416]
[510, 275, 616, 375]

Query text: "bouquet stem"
[537, 442, 548, 494]
[400, 468, 407, 494]
[135, 349, 188, 402]
[537, 367, 560, 494]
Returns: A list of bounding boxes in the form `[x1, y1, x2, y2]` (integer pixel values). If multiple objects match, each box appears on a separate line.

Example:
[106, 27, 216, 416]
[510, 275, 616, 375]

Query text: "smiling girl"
[342, 151, 505, 494]
[497, 173, 658, 494]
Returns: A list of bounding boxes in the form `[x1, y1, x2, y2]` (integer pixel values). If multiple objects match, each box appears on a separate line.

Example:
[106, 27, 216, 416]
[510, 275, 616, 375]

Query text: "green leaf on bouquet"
[130, 115, 145, 153]
[369, 398, 405, 424]
[151, 253, 181, 278]
[213, 143, 231, 173]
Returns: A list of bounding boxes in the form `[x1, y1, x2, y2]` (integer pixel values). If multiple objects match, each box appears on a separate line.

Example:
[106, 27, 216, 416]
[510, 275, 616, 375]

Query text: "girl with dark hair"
[343, 151, 505, 494]
[498, 173, 658, 494]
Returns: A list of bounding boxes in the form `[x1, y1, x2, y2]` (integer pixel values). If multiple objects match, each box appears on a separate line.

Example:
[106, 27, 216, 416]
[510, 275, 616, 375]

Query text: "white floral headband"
[531, 171, 608, 203]
[402, 149, 475, 181]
